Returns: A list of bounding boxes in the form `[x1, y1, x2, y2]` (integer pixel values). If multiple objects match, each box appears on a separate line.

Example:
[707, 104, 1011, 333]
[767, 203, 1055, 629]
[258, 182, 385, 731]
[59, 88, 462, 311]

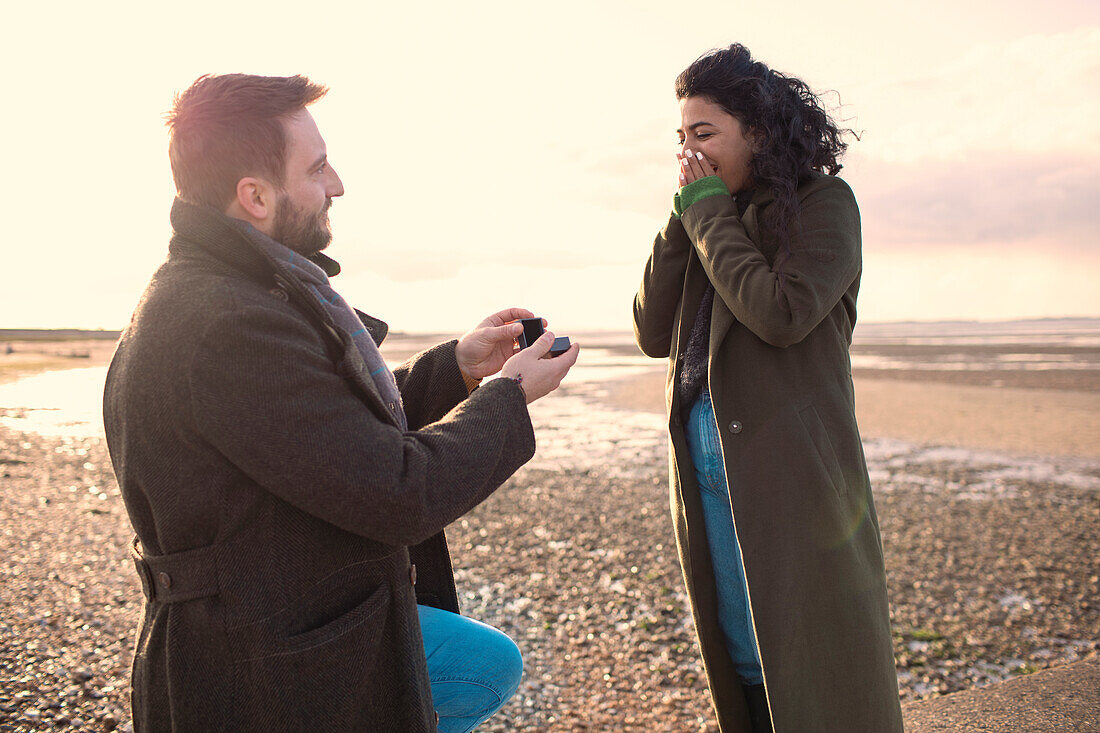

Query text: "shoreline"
[603, 368, 1100, 460]
[0, 339, 117, 385]
[3, 340, 1097, 460]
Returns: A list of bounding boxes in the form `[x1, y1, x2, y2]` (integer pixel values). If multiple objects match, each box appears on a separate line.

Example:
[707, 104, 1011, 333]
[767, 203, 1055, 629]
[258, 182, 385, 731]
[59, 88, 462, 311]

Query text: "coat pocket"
[797, 404, 847, 500]
[229, 582, 392, 729]
[274, 582, 390, 657]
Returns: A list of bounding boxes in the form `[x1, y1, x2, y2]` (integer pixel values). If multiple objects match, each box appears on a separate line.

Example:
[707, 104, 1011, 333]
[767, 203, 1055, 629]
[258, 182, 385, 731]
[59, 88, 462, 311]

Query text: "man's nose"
[327, 167, 345, 198]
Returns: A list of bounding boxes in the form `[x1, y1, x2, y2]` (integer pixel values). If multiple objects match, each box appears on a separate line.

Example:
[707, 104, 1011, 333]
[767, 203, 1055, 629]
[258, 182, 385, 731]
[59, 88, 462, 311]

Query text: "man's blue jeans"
[419, 604, 523, 732]
[684, 392, 765, 685]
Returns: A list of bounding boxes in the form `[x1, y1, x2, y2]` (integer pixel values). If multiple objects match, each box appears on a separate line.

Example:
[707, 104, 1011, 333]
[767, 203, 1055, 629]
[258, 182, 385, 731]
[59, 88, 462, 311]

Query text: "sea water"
[1, 322, 1097, 496]
[0, 366, 108, 439]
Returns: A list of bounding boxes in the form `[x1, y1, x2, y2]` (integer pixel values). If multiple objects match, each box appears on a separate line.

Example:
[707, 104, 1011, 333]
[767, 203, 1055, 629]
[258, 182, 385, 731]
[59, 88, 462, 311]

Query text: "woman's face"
[678, 95, 755, 194]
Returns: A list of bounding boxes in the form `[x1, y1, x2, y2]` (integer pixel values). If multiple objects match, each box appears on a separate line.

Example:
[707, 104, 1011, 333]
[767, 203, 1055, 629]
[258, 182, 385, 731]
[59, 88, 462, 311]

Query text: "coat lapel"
[354, 309, 389, 346]
[707, 198, 764, 369]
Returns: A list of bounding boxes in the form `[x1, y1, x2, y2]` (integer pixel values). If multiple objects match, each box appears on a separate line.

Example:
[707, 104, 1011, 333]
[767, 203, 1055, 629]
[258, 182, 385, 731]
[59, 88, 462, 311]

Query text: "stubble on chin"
[273, 198, 334, 256]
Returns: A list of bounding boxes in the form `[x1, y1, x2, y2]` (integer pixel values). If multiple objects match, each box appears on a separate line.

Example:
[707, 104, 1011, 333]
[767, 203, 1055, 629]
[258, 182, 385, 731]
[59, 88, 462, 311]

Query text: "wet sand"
[0, 340, 116, 386]
[606, 369, 1100, 459]
[1, 341, 1098, 731]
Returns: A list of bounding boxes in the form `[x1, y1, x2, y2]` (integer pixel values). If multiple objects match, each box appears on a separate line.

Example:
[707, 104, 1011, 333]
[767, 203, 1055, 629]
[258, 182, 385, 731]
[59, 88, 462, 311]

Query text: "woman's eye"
[697, 133, 712, 140]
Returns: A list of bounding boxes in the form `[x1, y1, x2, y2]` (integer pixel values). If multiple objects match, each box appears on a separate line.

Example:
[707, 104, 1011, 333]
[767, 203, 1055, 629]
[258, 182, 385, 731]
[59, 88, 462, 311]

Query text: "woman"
[633, 45, 903, 733]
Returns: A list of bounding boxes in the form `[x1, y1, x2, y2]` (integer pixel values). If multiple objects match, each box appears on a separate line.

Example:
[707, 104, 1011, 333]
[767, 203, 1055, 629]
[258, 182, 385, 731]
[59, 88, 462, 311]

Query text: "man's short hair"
[166, 74, 328, 209]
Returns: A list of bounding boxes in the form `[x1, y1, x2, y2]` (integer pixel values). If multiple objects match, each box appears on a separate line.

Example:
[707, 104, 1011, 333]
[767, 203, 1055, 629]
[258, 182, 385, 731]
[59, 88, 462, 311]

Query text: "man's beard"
[272, 195, 333, 256]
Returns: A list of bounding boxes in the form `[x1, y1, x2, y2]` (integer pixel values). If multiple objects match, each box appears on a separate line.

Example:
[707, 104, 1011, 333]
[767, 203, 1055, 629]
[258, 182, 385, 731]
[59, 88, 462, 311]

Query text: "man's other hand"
[500, 331, 580, 404]
[455, 307, 538, 381]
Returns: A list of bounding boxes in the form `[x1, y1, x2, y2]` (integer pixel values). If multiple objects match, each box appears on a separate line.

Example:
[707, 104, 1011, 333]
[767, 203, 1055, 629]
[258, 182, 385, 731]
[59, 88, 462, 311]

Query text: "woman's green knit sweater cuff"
[672, 176, 730, 219]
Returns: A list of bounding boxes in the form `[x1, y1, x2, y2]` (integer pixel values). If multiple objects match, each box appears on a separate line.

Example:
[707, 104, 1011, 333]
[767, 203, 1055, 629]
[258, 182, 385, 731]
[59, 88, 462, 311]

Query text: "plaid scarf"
[253, 237, 408, 431]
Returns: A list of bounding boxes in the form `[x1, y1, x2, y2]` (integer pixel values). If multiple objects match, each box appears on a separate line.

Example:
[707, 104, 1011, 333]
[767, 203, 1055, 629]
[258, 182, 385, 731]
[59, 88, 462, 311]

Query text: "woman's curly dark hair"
[676, 44, 854, 244]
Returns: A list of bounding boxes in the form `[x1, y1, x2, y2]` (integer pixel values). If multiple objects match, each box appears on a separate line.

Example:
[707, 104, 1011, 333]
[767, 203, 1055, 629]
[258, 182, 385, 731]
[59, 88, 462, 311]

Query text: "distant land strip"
[0, 329, 121, 341]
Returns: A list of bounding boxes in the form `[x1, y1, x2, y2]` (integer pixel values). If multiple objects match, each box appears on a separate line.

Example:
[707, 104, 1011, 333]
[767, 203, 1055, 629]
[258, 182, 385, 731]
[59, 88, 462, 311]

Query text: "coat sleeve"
[633, 214, 693, 358]
[680, 177, 862, 348]
[391, 340, 469, 430]
[187, 305, 535, 547]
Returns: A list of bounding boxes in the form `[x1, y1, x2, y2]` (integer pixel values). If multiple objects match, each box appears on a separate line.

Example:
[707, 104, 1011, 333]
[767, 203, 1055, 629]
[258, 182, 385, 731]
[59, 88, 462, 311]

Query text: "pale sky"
[2, 0, 1097, 333]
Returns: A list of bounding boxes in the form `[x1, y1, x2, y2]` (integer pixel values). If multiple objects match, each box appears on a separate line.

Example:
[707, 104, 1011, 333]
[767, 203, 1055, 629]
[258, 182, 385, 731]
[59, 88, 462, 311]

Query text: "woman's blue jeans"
[419, 604, 523, 732]
[684, 392, 765, 685]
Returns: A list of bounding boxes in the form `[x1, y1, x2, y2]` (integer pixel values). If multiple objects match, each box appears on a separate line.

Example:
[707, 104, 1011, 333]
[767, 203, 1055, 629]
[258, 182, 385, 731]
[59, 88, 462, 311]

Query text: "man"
[103, 74, 579, 732]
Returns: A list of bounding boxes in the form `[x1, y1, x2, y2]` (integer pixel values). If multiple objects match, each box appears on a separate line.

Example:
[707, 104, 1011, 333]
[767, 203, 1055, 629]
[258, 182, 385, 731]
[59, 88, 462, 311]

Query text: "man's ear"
[228, 177, 278, 231]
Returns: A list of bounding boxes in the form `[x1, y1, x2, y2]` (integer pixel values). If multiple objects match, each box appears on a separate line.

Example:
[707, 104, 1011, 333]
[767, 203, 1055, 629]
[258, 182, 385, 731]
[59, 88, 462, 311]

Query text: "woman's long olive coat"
[633, 173, 903, 733]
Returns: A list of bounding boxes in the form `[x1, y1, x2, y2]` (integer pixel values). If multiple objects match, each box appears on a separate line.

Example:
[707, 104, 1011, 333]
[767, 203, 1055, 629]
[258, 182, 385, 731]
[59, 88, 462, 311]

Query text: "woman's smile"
[678, 95, 755, 193]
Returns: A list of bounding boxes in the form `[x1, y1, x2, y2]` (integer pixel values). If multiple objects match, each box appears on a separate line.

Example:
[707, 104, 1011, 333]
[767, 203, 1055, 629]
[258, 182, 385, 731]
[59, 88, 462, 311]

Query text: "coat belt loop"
[130, 537, 220, 605]
[130, 536, 156, 603]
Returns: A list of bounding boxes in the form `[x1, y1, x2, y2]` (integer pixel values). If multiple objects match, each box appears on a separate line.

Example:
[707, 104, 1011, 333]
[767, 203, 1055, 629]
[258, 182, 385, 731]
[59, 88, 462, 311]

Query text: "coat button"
[269, 287, 288, 301]
[729, 420, 743, 434]
[409, 564, 417, 585]
[157, 572, 172, 588]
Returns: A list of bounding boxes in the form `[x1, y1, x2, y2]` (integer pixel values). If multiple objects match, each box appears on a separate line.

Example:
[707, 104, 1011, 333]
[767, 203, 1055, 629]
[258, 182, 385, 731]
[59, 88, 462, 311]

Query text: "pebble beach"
[1, 324, 1098, 731]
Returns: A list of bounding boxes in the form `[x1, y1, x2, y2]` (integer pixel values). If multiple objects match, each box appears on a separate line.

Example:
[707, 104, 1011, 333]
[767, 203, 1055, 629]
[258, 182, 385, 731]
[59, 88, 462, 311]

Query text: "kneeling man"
[103, 73, 578, 732]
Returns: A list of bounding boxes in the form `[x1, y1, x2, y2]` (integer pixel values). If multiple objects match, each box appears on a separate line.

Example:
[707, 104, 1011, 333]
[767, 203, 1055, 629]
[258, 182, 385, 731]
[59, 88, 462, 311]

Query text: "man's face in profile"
[272, 109, 344, 255]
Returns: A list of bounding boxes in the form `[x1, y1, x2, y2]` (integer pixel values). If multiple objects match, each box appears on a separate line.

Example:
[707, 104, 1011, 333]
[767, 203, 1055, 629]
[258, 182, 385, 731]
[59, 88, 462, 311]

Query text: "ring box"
[517, 317, 571, 358]
[550, 336, 571, 357]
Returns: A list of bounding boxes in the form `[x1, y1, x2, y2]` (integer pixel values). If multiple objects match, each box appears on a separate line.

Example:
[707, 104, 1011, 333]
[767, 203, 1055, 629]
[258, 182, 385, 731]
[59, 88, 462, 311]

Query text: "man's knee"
[484, 627, 523, 699]
[421, 606, 524, 704]
[428, 624, 523, 726]
[457, 619, 523, 701]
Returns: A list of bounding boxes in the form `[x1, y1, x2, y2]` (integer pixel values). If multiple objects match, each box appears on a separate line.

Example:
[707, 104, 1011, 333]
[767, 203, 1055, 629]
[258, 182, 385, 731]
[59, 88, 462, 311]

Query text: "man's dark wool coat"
[103, 199, 535, 732]
[634, 173, 904, 732]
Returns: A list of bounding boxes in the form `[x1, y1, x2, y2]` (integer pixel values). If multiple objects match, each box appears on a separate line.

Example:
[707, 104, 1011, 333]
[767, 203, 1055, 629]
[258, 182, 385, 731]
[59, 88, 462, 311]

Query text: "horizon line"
[3, 314, 1100, 338]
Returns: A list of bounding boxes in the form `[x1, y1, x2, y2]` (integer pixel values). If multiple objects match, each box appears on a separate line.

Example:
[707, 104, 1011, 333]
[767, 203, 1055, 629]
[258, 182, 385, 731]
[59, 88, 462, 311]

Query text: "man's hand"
[455, 307, 540, 381]
[500, 330, 580, 404]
